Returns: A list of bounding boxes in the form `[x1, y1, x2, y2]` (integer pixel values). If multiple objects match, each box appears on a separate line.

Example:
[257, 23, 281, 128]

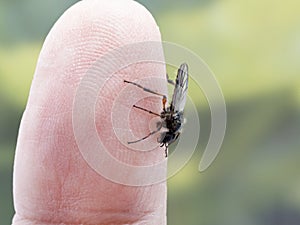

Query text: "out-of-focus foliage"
[0, 0, 78, 43]
[1, 0, 300, 224]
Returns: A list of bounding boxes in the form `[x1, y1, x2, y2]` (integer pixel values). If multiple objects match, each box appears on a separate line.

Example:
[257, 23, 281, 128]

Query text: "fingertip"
[13, 0, 167, 224]
[41, 0, 161, 54]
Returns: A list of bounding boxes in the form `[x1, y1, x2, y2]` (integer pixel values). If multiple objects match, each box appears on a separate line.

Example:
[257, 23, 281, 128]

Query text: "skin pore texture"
[12, 0, 167, 224]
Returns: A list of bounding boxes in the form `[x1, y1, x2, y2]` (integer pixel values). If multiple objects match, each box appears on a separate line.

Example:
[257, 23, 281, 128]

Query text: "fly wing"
[170, 63, 189, 112]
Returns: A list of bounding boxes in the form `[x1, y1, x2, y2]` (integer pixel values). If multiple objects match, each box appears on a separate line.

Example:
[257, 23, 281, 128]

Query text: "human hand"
[12, 0, 167, 224]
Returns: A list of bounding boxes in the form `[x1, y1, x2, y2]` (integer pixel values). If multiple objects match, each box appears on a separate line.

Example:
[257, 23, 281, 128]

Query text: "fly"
[124, 63, 189, 157]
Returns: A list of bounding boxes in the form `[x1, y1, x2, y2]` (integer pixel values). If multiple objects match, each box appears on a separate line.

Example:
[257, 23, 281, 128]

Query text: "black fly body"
[124, 63, 189, 157]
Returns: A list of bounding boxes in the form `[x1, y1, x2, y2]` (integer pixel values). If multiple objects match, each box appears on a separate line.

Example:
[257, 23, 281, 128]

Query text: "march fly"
[124, 63, 189, 157]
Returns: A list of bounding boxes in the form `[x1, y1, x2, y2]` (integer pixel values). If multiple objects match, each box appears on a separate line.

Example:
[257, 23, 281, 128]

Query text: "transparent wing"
[170, 63, 189, 112]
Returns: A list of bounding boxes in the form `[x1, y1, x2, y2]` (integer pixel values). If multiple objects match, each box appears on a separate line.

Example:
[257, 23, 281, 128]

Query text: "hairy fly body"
[124, 63, 189, 157]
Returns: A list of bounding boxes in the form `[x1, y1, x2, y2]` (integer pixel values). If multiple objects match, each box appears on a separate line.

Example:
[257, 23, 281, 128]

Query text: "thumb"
[13, 0, 167, 224]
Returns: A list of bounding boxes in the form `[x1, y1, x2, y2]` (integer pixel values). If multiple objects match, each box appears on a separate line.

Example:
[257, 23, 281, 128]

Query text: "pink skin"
[12, 0, 167, 224]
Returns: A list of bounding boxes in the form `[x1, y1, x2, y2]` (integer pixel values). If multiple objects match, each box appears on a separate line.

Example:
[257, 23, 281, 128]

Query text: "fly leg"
[128, 122, 163, 144]
[166, 73, 175, 85]
[165, 144, 168, 157]
[160, 143, 168, 157]
[158, 132, 169, 157]
[124, 79, 167, 111]
[132, 105, 160, 116]
[124, 80, 166, 98]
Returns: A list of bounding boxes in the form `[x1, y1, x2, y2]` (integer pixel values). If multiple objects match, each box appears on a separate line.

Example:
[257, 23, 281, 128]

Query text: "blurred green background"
[1, 0, 300, 224]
